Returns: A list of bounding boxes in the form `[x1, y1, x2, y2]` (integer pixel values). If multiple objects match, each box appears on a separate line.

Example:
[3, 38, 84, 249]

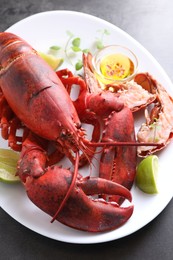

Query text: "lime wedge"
[136, 155, 159, 194]
[38, 52, 63, 70]
[0, 149, 20, 183]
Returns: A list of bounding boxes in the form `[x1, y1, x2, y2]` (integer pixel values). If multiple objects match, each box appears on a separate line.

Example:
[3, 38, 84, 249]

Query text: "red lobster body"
[0, 32, 138, 232]
[0, 32, 81, 143]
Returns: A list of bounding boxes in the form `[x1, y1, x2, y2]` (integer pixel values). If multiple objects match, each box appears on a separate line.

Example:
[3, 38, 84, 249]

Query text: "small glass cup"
[92, 45, 138, 87]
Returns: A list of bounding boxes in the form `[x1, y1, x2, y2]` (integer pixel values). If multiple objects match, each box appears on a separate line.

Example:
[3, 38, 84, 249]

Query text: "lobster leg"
[18, 132, 133, 232]
[0, 92, 14, 140]
[100, 106, 137, 204]
[0, 91, 24, 151]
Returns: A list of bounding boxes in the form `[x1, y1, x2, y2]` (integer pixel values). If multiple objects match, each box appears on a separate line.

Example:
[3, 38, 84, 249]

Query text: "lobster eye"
[60, 129, 67, 139]
[76, 122, 81, 129]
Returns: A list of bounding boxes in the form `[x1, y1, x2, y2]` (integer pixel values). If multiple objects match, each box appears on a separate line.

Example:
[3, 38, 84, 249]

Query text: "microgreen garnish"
[95, 29, 110, 50]
[50, 45, 61, 51]
[46, 29, 110, 72]
[61, 31, 90, 70]
[75, 60, 83, 71]
[65, 33, 90, 70]
[82, 49, 90, 53]
[72, 38, 81, 50]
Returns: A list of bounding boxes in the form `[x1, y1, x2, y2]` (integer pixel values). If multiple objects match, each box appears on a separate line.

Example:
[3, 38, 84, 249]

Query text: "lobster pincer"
[23, 165, 134, 232]
[18, 132, 133, 232]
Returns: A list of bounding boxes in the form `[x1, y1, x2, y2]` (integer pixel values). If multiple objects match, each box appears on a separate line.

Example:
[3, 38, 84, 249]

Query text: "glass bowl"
[92, 45, 138, 87]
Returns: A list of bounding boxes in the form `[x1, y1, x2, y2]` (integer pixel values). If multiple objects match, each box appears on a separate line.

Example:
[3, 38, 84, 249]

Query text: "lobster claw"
[100, 106, 137, 205]
[24, 166, 133, 232]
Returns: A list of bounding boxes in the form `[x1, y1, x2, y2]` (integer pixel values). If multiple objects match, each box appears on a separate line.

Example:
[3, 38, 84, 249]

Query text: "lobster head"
[0, 32, 88, 161]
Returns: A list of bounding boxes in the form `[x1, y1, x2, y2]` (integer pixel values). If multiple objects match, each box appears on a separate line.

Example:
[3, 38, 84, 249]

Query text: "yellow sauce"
[100, 53, 134, 81]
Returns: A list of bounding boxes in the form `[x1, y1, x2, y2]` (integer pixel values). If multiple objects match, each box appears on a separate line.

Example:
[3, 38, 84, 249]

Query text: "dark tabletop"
[0, 0, 173, 259]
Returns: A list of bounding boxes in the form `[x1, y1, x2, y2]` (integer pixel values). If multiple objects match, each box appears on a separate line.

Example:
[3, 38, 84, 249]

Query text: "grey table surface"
[0, 0, 173, 259]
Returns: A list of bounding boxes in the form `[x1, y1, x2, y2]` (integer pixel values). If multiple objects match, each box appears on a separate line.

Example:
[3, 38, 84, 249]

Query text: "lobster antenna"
[88, 141, 160, 147]
[51, 151, 79, 223]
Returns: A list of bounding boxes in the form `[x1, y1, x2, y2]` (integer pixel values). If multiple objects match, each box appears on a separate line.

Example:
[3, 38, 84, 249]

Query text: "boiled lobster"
[57, 68, 137, 205]
[134, 73, 173, 156]
[0, 32, 157, 232]
[83, 53, 173, 157]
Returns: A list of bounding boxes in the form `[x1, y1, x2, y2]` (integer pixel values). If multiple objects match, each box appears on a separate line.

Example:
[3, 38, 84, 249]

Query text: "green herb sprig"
[95, 29, 110, 50]
[48, 29, 110, 71]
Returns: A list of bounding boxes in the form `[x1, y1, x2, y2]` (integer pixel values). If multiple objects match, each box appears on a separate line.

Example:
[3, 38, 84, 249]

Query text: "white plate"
[1, 11, 173, 244]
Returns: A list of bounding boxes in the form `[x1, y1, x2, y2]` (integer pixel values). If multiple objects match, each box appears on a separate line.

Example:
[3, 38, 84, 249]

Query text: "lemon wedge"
[0, 149, 20, 183]
[136, 155, 159, 194]
[38, 52, 63, 71]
